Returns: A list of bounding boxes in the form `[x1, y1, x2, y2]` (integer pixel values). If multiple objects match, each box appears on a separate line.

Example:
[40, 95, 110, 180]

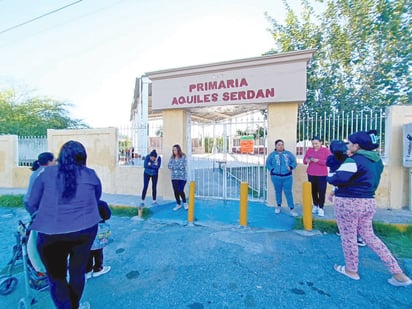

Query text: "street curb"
[1, 192, 411, 233]
[312, 217, 412, 233]
[106, 204, 412, 233]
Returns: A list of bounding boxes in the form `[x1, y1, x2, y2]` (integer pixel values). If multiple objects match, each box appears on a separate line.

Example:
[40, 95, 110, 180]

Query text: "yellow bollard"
[302, 181, 313, 230]
[188, 181, 196, 223]
[239, 182, 248, 227]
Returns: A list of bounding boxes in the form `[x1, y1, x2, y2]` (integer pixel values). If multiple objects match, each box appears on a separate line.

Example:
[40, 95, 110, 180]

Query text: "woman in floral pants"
[327, 130, 411, 286]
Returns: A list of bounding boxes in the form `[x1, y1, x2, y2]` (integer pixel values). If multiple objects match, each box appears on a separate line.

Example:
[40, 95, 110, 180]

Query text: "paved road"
[0, 204, 411, 309]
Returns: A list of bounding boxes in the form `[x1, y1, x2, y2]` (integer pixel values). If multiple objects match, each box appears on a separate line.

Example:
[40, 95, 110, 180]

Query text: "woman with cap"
[139, 149, 162, 210]
[23, 152, 56, 208]
[303, 136, 331, 217]
[326, 140, 366, 247]
[327, 130, 411, 286]
[24, 152, 57, 277]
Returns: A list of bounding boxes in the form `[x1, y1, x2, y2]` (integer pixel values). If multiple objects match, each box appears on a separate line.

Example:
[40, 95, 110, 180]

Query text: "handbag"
[91, 222, 111, 250]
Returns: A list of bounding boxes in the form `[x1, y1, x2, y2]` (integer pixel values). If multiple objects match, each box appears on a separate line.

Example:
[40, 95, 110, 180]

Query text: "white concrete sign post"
[403, 123, 412, 210]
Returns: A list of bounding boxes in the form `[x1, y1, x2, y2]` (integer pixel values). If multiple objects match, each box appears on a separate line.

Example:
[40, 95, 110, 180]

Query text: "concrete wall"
[1, 105, 411, 209]
[0, 135, 31, 188]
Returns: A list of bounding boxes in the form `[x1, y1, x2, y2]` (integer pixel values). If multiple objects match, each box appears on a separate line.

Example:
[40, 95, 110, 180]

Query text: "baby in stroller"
[0, 219, 49, 308]
[0, 152, 55, 305]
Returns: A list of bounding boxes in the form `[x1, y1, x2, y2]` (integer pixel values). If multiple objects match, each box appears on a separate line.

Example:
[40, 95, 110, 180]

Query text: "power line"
[0, 0, 83, 35]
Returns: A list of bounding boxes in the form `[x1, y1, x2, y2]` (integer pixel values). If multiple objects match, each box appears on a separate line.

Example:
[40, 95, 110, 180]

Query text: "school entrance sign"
[146, 49, 315, 116]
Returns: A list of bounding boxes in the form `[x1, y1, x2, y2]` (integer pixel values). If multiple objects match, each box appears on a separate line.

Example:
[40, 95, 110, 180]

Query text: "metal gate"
[188, 114, 268, 202]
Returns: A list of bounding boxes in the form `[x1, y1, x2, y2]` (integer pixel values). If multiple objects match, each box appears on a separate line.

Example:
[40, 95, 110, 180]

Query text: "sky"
[0, 0, 303, 128]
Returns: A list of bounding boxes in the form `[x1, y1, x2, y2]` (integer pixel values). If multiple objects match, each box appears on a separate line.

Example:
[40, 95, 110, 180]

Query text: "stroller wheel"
[0, 276, 18, 295]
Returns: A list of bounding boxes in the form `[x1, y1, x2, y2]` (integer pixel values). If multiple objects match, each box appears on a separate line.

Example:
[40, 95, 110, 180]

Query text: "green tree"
[0, 89, 88, 136]
[265, 0, 411, 115]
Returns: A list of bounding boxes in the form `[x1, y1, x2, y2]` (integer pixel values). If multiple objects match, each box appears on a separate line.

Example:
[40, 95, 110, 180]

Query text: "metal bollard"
[188, 181, 196, 223]
[302, 181, 313, 230]
[239, 182, 248, 227]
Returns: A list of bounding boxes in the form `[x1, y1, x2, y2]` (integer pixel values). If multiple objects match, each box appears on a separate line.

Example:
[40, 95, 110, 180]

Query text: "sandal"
[334, 264, 360, 280]
[388, 277, 412, 287]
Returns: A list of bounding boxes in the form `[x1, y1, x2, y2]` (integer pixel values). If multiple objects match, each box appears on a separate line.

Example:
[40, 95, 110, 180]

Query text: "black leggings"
[308, 175, 327, 208]
[38, 225, 97, 309]
[86, 248, 103, 273]
[171, 179, 186, 205]
[141, 173, 158, 200]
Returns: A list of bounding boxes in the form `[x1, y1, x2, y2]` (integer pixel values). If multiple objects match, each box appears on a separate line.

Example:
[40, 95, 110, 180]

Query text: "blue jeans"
[38, 225, 97, 309]
[270, 174, 295, 208]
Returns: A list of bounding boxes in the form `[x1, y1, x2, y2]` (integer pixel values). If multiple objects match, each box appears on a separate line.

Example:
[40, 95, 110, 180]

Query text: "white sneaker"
[79, 301, 90, 309]
[92, 266, 111, 278]
[318, 208, 325, 217]
[173, 204, 182, 211]
[183, 203, 188, 210]
[312, 205, 318, 214]
[85, 271, 92, 280]
[275, 206, 281, 214]
[290, 209, 298, 217]
[132, 215, 144, 221]
[152, 201, 158, 206]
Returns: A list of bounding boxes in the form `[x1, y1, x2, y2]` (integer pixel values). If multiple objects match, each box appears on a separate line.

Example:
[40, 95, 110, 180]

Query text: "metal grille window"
[18, 136, 47, 166]
[297, 109, 386, 157]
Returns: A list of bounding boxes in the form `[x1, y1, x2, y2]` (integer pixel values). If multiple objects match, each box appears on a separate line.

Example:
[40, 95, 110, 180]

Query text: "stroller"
[0, 220, 48, 308]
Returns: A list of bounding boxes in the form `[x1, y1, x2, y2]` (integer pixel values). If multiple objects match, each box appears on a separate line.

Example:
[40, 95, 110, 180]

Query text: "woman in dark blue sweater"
[140, 149, 161, 208]
[27, 141, 102, 308]
[327, 130, 411, 286]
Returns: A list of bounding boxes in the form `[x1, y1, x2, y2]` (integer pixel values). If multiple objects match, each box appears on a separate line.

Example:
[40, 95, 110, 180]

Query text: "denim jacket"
[266, 150, 297, 176]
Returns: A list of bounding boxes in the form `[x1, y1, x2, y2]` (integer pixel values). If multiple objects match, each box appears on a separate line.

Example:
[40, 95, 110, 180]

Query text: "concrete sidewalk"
[99, 192, 412, 228]
[1, 186, 412, 229]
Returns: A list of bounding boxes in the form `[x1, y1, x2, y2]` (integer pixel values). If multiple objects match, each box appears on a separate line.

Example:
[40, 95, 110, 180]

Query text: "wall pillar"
[385, 105, 412, 209]
[266, 102, 299, 206]
[0, 135, 18, 187]
[159, 109, 189, 201]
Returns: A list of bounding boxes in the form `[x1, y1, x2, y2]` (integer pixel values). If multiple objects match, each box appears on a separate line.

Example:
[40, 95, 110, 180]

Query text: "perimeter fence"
[15, 109, 387, 166]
